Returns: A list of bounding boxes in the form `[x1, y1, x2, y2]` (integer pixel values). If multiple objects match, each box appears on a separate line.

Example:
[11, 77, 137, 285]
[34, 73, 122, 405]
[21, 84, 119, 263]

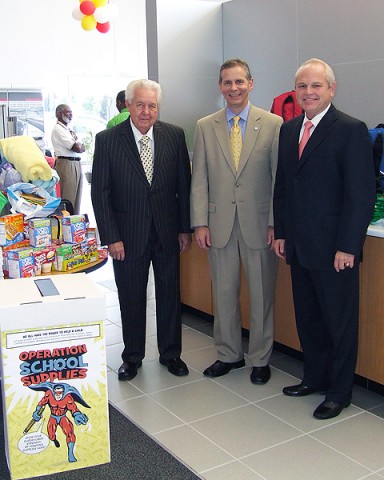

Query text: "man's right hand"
[108, 241, 125, 261]
[194, 226, 212, 250]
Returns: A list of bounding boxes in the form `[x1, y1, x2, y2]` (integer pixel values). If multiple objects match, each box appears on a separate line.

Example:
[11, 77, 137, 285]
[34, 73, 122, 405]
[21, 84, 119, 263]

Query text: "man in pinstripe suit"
[91, 80, 192, 381]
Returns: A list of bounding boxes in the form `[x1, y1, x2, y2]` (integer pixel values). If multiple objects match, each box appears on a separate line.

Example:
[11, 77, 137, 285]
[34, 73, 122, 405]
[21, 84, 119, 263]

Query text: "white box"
[6, 247, 35, 278]
[0, 274, 110, 479]
[28, 218, 52, 248]
[61, 215, 87, 244]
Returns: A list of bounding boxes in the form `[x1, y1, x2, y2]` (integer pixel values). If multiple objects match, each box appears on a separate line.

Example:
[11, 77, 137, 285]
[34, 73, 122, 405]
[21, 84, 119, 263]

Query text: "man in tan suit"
[190, 58, 282, 384]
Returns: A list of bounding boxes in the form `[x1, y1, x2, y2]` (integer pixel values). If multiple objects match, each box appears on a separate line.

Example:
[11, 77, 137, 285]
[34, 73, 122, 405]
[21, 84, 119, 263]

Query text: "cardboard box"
[0, 274, 110, 479]
[0, 213, 24, 247]
[33, 246, 56, 276]
[53, 239, 98, 272]
[6, 247, 35, 279]
[61, 215, 87, 244]
[28, 218, 52, 248]
[2, 240, 30, 277]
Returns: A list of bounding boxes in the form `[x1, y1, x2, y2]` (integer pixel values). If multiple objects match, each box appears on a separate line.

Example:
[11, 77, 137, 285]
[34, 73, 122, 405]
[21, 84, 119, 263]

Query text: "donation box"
[0, 273, 110, 479]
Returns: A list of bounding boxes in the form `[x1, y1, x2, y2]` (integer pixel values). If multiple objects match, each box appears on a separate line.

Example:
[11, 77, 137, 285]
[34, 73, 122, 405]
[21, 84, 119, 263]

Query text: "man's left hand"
[108, 241, 125, 261]
[334, 251, 355, 272]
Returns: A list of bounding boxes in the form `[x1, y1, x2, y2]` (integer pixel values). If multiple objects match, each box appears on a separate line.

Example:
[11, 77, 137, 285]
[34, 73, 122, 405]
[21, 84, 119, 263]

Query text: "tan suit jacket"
[191, 105, 282, 248]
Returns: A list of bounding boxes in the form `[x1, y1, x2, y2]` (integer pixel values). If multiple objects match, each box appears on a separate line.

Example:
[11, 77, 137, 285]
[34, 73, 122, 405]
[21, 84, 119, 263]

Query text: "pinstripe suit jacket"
[91, 119, 191, 259]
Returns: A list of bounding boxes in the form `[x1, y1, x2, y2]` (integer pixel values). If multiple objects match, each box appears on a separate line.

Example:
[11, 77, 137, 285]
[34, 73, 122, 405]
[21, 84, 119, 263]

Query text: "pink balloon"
[80, 1, 96, 16]
[96, 21, 110, 34]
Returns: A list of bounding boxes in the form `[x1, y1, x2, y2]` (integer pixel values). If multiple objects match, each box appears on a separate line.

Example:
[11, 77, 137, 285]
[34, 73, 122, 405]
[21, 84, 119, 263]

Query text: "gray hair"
[125, 80, 162, 105]
[55, 104, 69, 117]
[295, 58, 336, 87]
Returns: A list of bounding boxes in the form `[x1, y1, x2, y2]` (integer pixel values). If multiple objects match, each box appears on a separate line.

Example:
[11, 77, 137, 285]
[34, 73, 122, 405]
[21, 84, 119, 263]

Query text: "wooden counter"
[180, 233, 384, 386]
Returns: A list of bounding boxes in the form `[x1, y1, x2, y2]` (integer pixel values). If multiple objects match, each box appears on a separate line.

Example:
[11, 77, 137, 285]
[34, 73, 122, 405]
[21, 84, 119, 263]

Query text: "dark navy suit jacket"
[273, 104, 376, 270]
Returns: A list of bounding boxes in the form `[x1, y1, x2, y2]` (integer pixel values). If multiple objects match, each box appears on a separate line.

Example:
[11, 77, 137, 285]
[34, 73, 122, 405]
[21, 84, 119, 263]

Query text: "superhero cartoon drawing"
[26, 382, 90, 462]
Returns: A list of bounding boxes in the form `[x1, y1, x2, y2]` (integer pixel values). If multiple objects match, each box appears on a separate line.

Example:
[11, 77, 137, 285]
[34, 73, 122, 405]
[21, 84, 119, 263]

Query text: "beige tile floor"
[86, 258, 384, 480]
[83, 181, 384, 480]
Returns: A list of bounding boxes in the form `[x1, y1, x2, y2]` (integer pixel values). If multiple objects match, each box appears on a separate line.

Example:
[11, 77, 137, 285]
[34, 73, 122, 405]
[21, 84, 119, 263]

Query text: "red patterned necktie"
[298, 120, 313, 158]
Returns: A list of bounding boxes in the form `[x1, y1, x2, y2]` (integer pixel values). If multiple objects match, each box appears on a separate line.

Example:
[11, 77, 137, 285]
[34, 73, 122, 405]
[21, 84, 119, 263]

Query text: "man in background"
[190, 58, 282, 385]
[91, 79, 191, 382]
[107, 90, 130, 128]
[51, 104, 85, 214]
[273, 58, 376, 419]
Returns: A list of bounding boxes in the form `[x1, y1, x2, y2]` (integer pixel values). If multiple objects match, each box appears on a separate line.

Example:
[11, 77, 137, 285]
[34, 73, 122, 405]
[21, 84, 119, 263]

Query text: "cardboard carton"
[0, 213, 24, 247]
[61, 215, 87, 244]
[0, 274, 110, 479]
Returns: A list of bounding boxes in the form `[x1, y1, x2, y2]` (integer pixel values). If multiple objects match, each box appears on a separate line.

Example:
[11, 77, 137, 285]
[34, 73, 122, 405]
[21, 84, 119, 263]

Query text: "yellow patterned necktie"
[230, 116, 242, 171]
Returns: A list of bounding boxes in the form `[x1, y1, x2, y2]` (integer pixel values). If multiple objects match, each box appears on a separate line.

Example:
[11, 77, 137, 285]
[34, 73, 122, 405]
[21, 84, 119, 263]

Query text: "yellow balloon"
[93, 0, 108, 7]
[81, 15, 97, 31]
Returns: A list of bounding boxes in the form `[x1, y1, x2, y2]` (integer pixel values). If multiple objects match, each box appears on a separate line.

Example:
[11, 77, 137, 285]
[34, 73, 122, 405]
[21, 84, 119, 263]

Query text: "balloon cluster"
[72, 0, 118, 34]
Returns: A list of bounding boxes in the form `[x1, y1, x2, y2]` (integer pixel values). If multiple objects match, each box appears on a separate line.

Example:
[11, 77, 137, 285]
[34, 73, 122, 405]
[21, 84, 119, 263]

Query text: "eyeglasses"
[134, 102, 158, 112]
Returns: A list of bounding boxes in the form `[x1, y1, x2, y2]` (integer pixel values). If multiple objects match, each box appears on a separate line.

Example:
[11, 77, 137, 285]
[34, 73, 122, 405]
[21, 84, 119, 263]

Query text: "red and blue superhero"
[29, 382, 90, 462]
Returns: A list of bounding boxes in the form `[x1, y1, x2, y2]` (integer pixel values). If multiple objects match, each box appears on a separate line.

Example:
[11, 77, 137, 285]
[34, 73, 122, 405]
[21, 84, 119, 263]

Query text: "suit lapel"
[118, 121, 151, 186]
[237, 105, 262, 176]
[152, 122, 166, 185]
[213, 109, 236, 174]
[298, 105, 337, 170]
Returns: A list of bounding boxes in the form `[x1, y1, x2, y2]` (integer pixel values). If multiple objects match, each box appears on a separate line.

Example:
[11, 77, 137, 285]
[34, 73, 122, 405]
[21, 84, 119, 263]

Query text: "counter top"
[368, 223, 384, 238]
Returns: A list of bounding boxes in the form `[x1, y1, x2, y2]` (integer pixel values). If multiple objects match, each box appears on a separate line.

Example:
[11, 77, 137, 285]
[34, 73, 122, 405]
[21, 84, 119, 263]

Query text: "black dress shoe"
[203, 359, 245, 378]
[160, 357, 189, 376]
[313, 400, 350, 420]
[283, 383, 324, 397]
[118, 361, 142, 381]
[250, 365, 271, 385]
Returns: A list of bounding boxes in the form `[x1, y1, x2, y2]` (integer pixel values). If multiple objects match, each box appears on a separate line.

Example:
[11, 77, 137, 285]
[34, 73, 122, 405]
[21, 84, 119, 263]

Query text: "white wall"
[223, 0, 384, 128]
[223, 0, 298, 112]
[153, 0, 224, 150]
[0, 0, 148, 90]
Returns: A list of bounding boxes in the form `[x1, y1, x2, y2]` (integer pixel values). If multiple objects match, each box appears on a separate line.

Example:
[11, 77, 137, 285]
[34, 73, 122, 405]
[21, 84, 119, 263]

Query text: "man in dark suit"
[273, 58, 376, 419]
[91, 79, 192, 381]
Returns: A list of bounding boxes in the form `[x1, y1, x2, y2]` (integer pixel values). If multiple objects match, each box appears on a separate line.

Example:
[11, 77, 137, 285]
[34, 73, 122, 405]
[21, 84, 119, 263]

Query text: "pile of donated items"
[0, 135, 106, 279]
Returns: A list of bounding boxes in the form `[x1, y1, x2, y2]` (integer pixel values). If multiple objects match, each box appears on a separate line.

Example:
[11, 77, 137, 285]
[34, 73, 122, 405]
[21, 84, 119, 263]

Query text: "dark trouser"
[113, 224, 182, 363]
[290, 255, 359, 404]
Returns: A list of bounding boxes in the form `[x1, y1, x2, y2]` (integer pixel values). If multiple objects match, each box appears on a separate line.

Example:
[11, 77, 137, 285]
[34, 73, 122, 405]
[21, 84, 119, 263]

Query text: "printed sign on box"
[0, 274, 110, 479]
